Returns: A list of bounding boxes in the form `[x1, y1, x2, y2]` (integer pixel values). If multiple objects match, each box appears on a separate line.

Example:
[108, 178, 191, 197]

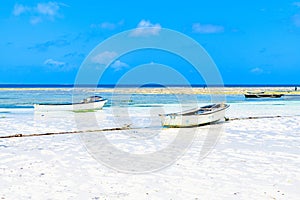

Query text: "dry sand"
[0, 101, 300, 199]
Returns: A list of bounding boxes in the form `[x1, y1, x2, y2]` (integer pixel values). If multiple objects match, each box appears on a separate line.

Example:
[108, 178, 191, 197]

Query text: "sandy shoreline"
[1, 100, 300, 199]
[0, 87, 300, 95]
[0, 88, 300, 199]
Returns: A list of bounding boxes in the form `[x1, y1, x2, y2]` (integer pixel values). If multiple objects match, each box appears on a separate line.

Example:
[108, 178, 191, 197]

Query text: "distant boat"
[244, 92, 284, 98]
[34, 96, 107, 111]
[159, 103, 229, 128]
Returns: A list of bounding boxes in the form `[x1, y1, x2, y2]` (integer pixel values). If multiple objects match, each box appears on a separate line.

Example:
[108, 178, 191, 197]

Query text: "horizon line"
[0, 84, 299, 88]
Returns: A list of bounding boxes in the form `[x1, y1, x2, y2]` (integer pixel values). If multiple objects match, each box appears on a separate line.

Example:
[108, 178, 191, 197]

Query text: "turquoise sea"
[0, 87, 300, 137]
[0, 88, 298, 109]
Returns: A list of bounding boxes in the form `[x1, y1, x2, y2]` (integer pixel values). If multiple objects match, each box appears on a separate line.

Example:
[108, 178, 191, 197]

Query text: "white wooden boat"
[34, 96, 107, 112]
[159, 103, 229, 128]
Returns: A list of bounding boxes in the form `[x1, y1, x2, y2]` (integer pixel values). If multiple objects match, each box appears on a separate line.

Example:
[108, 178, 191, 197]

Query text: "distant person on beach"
[295, 86, 298, 91]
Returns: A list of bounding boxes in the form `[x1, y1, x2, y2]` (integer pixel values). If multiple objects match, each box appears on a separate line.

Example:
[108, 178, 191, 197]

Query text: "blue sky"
[1, 0, 300, 85]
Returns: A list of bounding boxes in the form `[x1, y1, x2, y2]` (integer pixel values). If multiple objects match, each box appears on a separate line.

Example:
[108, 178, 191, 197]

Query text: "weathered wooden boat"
[159, 103, 229, 128]
[34, 96, 107, 111]
[244, 92, 284, 98]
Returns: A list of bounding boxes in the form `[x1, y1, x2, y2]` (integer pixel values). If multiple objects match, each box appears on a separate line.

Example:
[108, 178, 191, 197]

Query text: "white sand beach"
[2, 0, 300, 198]
[0, 90, 300, 199]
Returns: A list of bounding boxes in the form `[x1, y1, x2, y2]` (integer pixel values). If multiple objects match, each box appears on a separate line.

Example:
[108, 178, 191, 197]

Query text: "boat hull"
[244, 94, 284, 98]
[34, 100, 107, 112]
[160, 104, 229, 128]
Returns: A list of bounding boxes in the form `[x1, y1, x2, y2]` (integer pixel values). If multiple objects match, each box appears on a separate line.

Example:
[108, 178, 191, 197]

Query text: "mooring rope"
[225, 114, 300, 121]
[0, 125, 131, 139]
[1, 114, 299, 139]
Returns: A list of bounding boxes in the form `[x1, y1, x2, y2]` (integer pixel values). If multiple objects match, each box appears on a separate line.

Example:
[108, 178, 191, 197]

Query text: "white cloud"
[130, 20, 162, 37]
[111, 60, 129, 71]
[30, 17, 42, 25]
[12, 2, 64, 24]
[251, 67, 264, 74]
[91, 22, 116, 30]
[90, 20, 124, 30]
[36, 2, 60, 16]
[293, 2, 300, 7]
[13, 4, 30, 16]
[91, 51, 118, 65]
[292, 14, 300, 27]
[44, 58, 66, 68]
[100, 22, 116, 30]
[192, 23, 224, 34]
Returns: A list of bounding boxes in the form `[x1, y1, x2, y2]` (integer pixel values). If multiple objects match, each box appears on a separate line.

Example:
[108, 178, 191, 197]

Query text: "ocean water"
[0, 88, 299, 137]
[1, 88, 299, 107]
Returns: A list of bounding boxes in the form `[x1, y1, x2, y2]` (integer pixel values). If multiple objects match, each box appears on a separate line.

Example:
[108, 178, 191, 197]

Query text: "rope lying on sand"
[1, 115, 299, 139]
[225, 115, 281, 121]
[0, 125, 131, 139]
[225, 114, 300, 122]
